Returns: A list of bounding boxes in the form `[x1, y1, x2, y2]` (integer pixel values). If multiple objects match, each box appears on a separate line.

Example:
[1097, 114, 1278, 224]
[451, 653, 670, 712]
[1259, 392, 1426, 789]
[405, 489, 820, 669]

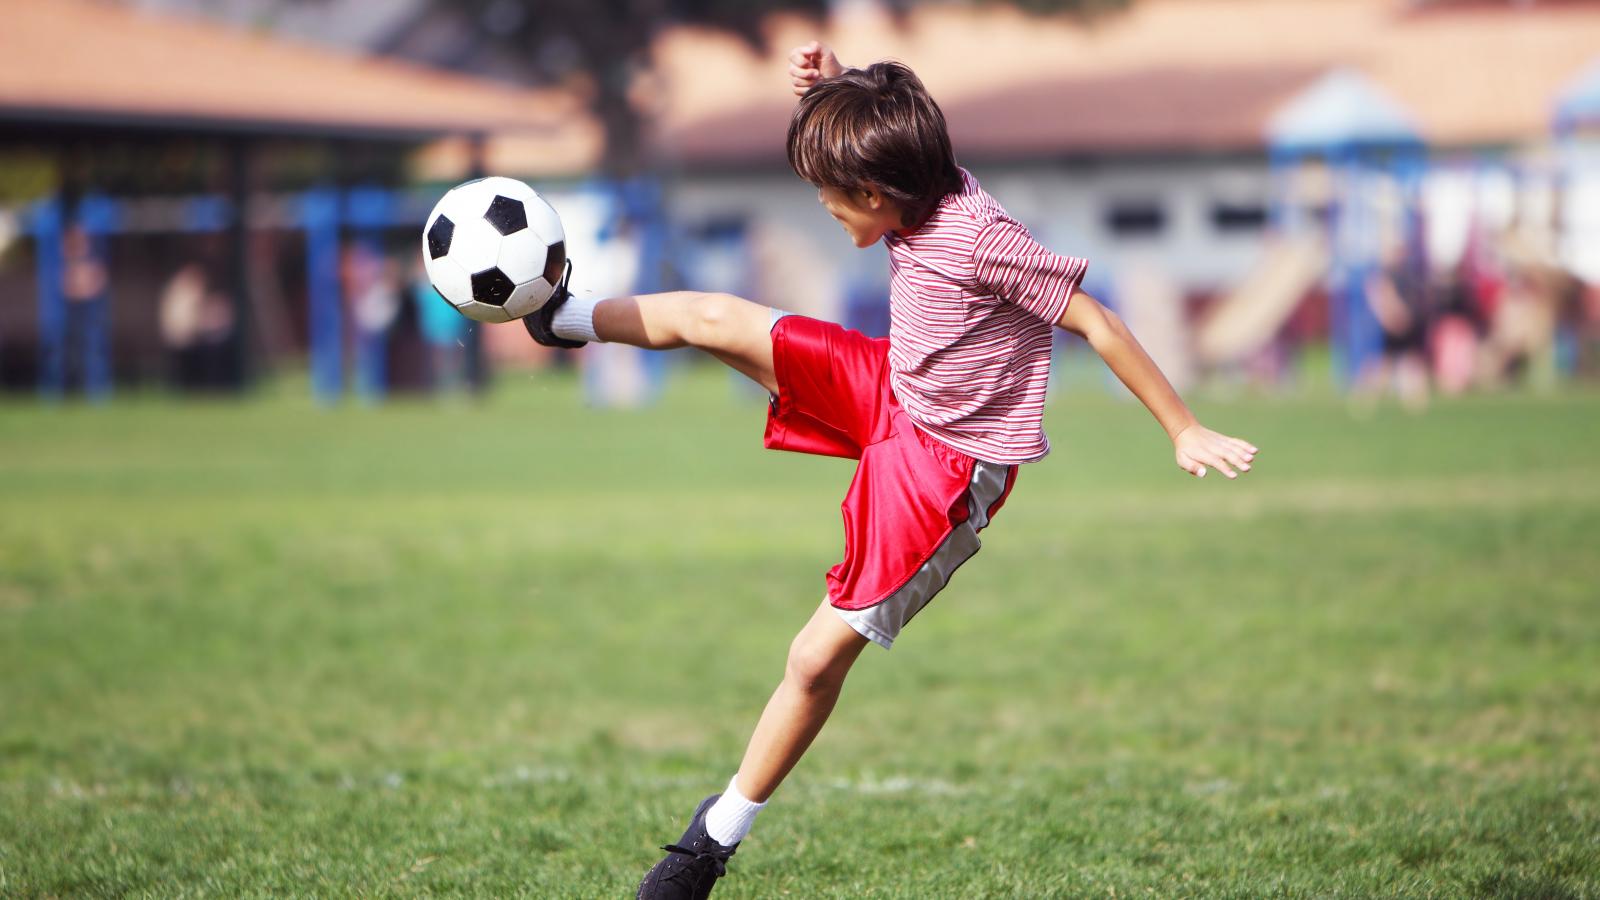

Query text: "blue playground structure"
[29, 195, 119, 402]
[1554, 58, 1600, 289]
[1267, 68, 1428, 382]
[1554, 59, 1600, 137]
[23, 186, 443, 405]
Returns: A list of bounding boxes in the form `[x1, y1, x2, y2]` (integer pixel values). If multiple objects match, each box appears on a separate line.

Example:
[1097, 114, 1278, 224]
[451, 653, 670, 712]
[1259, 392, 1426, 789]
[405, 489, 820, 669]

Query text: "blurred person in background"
[1428, 255, 1488, 396]
[1481, 264, 1555, 387]
[1554, 266, 1589, 379]
[161, 259, 238, 392]
[1580, 280, 1600, 378]
[59, 222, 110, 399]
[344, 242, 400, 402]
[194, 276, 237, 390]
[1359, 233, 1431, 413]
[1479, 237, 1565, 390]
[410, 254, 468, 393]
[159, 261, 205, 389]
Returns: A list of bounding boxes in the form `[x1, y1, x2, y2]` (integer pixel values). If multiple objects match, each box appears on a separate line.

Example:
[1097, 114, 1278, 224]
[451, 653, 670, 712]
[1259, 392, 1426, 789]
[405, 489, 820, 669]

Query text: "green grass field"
[2, 367, 1598, 898]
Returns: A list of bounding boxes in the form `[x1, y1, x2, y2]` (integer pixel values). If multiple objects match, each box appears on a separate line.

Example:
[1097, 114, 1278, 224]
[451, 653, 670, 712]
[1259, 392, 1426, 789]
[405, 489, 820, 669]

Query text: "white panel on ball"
[496, 227, 548, 285]
[445, 182, 499, 230]
[439, 182, 491, 227]
[458, 299, 510, 323]
[448, 216, 504, 275]
[503, 277, 555, 319]
[524, 191, 565, 245]
[424, 255, 473, 308]
[476, 176, 536, 202]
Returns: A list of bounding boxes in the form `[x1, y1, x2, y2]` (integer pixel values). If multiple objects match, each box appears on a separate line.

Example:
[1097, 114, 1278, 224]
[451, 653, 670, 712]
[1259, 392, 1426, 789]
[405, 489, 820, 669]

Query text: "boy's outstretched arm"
[1057, 292, 1259, 479]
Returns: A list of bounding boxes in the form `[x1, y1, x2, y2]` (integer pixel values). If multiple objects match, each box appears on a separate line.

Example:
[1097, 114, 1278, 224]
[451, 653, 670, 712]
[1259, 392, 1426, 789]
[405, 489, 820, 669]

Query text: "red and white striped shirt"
[884, 169, 1089, 464]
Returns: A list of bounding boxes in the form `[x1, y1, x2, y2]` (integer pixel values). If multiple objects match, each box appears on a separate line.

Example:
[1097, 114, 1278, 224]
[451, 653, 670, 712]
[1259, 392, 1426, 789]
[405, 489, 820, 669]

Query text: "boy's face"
[817, 185, 903, 248]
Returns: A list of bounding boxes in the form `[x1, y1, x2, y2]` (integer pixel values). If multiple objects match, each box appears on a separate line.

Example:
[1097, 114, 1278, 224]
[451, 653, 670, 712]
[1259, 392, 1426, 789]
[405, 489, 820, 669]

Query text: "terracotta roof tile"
[0, 0, 588, 142]
[647, 0, 1600, 163]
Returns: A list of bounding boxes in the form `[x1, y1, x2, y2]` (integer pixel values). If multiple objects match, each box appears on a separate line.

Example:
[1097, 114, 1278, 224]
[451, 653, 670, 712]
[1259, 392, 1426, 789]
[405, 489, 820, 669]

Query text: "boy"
[523, 43, 1259, 898]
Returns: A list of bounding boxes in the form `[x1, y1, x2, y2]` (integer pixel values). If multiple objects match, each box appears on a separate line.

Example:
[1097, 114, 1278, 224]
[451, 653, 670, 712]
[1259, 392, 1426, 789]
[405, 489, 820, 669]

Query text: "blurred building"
[0, 0, 595, 395]
[5, 0, 1599, 395]
[639, 0, 1600, 360]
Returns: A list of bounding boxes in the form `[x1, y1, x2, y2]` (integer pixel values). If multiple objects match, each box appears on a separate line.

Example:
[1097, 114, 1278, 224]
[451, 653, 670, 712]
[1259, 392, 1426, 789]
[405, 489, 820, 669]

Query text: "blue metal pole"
[1331, 147, 1360, 384]
[31, 198, 65, 400]
[1339, 150, 1386, 385]
[79, 194, 118, 402]
[1268, 148, 1294, 233]
[302, 187, 343, 404]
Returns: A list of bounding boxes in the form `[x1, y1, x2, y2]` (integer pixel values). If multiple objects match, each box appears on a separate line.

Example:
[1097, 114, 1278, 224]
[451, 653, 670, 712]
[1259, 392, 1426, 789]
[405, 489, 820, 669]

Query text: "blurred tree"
[423, 0, 1125, 174]
[0, 150, 56, 206]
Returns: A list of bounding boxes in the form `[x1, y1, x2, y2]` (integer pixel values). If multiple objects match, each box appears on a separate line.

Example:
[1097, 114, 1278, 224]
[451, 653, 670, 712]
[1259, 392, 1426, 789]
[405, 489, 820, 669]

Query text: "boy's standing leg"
[532, 290, 872, 897]
[731, 600, 869, 804]
[636, 602, 869, 899]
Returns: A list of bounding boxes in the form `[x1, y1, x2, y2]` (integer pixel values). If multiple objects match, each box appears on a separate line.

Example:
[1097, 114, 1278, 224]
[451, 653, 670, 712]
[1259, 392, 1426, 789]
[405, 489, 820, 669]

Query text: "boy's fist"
[789, 40, 843, 96]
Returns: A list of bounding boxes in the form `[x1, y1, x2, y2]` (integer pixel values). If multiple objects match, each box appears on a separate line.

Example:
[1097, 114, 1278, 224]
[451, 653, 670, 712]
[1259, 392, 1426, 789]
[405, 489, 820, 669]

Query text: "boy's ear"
[859, 184, 885, 210]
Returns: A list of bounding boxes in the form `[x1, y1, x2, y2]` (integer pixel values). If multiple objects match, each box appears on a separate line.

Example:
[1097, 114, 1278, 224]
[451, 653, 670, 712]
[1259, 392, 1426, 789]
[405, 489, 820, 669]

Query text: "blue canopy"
[1554, 59, 1600, 135]
[1267, 68, 1424, 155]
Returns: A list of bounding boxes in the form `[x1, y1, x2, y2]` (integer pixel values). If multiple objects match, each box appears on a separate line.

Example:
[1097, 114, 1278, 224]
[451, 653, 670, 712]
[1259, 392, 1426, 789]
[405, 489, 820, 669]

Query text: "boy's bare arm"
[1057, 291, 1259, 479]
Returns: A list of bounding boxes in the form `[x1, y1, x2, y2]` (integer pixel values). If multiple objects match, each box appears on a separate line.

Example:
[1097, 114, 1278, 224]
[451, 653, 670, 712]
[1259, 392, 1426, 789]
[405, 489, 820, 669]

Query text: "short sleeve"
[972, 217, 1089, 325]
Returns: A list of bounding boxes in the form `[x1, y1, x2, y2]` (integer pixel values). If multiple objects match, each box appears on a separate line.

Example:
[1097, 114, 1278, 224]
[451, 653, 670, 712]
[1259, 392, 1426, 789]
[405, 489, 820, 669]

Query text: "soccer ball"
[421, 176, 566, 323]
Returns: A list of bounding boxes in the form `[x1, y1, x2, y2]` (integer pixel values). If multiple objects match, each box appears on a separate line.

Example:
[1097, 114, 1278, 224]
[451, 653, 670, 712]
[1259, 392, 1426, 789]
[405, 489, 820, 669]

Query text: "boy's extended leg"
[538, 288, 779, 393]
[550, 288, 868, 796]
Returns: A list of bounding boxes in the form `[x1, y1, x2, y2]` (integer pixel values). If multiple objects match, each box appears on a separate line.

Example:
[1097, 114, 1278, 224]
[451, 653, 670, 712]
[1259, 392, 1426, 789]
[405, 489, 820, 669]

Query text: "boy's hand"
[789, 41, 843, 95]
[1173, 424, 1258, 480]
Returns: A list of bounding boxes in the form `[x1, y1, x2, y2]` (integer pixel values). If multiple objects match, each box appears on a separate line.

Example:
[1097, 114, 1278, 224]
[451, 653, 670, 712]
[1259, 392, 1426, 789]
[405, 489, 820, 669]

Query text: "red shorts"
[764, 315, 1017, 648]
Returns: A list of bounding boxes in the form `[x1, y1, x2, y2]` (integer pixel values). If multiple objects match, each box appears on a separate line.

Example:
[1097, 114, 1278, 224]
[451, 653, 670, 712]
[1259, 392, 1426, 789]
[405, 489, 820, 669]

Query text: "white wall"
[972, 158, 1272, 295]
[666, 156, 1277, 313]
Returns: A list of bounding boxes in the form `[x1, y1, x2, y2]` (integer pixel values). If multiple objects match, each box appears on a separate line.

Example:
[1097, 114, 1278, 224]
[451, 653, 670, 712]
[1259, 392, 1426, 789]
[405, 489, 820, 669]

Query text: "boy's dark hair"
[787, 61, 963, 229]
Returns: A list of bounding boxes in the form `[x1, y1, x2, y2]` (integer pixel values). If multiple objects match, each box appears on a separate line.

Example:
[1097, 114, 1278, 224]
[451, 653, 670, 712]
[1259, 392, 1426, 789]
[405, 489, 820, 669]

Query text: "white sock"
[704, 775, 766, 846]
[551, 295, 602, 343]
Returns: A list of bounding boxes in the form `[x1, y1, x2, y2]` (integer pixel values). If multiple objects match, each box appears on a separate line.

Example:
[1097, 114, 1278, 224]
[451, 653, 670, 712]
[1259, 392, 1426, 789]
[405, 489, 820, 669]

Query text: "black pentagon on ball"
[470, 267, 516, 306]
[426, 215, 454, 260]
[484, 195, 528, 236]
[543, 240, 565, 286]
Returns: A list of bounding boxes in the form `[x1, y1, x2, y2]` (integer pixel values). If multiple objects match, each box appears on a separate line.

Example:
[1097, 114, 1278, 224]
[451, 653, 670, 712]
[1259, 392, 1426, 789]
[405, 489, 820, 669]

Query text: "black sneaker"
[636, 794, 738, 900]
[522, 258, 585, 349]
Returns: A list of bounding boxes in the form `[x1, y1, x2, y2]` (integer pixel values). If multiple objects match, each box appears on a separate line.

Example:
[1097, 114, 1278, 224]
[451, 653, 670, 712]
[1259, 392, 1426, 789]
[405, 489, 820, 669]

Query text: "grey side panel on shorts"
[835, 460, 1011, 649]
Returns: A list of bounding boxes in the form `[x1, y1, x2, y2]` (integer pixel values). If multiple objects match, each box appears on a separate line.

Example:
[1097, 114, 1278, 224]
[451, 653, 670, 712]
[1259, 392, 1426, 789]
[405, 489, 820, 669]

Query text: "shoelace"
[659, 843, 730, 881]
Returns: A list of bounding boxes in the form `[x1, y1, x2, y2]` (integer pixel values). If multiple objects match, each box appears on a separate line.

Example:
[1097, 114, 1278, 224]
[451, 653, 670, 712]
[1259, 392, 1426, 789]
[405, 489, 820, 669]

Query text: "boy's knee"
[785, 631, 851, 695]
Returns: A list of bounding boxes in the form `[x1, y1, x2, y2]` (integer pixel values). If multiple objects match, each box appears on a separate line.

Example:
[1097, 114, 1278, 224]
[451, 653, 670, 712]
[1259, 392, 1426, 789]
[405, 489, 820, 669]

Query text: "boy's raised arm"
[1057, 292, 1259, 480]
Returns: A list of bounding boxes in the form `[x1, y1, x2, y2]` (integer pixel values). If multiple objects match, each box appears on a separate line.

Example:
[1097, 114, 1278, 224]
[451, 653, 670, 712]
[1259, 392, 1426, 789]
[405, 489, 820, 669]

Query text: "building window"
[1104, 201, 1166, 237]
[1211, 202, 1268, 232]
